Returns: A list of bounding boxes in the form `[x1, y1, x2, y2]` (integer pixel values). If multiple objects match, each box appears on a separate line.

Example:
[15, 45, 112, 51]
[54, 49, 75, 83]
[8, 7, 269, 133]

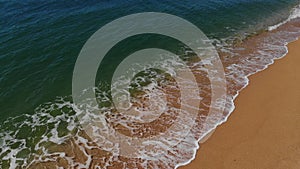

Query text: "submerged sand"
[180, 38, 300, 169]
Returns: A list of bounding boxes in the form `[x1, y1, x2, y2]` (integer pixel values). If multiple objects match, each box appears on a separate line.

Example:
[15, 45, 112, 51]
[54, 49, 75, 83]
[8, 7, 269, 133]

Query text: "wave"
[177, 9, 300, 168]
[1, 7, 300, 169]
[268, 4, 300, 31]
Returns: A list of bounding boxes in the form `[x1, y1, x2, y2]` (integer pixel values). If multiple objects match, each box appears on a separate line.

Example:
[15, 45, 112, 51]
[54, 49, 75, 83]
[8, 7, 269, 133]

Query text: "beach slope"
[181, 39, 300, 169]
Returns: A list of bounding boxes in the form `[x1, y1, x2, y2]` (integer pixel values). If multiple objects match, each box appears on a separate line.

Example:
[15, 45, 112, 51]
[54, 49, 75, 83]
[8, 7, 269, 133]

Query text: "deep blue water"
[1, 0, 298, 120]
[0, 0, 297, 120]
[0, 0, 297, 115]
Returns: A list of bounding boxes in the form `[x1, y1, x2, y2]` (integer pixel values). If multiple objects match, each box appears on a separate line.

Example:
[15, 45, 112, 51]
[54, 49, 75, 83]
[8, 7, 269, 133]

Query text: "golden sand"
[180, 39, 300, 169]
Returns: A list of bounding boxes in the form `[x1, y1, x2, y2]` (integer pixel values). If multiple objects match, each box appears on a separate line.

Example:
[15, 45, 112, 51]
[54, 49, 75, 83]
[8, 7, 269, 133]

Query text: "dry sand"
[180, 39, 300, 169]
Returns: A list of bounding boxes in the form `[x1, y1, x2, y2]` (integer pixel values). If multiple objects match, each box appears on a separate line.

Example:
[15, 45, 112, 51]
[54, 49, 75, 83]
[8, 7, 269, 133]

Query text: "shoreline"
[18, 24, 300, 169]
[180, 37, 300, 169]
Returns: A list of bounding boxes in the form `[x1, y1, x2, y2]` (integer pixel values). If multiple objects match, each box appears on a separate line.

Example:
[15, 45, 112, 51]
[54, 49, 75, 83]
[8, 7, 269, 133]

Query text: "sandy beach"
[180, 39, 300, 169]
[28, 37, 300, 169]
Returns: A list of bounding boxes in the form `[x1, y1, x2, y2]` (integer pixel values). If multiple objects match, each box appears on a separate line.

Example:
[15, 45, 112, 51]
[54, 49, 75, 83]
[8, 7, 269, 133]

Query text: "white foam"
[268, 4, 300, 31]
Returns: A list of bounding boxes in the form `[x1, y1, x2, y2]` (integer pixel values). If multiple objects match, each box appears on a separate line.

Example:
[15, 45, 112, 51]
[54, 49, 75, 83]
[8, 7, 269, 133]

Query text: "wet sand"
[180, 39, 300, 169]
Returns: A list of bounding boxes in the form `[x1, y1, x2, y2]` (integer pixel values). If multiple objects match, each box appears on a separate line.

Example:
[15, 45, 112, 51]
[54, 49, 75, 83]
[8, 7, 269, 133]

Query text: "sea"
[1, 0, 300, 168]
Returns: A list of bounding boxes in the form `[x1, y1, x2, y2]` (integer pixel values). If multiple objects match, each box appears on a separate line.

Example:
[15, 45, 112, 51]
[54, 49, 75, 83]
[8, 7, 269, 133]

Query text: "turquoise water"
[1, 0, 300, 168]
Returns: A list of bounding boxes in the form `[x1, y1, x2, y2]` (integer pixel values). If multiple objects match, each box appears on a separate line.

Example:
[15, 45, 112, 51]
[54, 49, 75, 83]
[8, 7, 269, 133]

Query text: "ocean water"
[1, 0, 300, 168]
